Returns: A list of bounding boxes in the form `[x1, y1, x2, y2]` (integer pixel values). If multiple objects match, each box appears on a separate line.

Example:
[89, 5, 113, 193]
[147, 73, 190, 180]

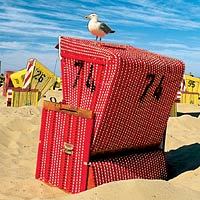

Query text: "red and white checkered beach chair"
[36, 36, 185, 193]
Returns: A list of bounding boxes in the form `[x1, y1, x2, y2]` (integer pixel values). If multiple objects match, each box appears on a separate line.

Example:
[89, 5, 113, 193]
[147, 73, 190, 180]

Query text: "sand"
[0, 91, 200, 200]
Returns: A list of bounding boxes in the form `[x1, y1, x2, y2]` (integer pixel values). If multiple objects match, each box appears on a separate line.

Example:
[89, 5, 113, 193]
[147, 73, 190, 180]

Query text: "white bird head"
[84, 13, 98, 21]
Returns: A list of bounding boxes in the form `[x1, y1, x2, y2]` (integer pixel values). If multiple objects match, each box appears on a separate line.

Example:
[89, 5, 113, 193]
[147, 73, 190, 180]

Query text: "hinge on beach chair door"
[63, 142, 74, 155]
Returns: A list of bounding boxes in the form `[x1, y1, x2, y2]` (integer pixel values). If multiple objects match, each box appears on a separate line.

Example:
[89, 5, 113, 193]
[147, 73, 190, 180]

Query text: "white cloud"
[0, 41, 28, 50]
[0, 4, 89, 40]
[149, 42, 200, 52]
[96, 1, 200, 30]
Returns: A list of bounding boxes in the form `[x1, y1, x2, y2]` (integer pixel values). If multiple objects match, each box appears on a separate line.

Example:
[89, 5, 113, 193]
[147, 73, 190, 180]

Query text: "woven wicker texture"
[35, 102, 93, 193]
[60, 36, 185, 154]
[90, 150, 167, 187]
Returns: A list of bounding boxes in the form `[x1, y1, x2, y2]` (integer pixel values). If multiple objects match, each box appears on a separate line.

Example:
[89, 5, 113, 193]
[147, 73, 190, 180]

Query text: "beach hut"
[36, 36, 185, 193]
[7, 88, 39, 107]
[23, 58, 57, 99]
[180, 74, 200, 105]
[176, 75, 200, 105]
[5, 59, 56, 107]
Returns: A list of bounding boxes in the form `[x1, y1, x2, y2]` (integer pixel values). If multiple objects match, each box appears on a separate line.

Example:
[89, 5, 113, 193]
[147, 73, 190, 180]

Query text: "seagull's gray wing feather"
[99, 23, 115, 33]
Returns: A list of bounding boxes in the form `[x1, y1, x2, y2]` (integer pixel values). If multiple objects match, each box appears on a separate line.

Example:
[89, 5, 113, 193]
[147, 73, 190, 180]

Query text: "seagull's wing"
[99, 22, 114, 33]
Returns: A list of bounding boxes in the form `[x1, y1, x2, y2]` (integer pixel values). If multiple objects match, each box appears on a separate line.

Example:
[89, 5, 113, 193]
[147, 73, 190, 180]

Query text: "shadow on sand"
[166, 143, 200, 179]
[177, 112, 200, 118]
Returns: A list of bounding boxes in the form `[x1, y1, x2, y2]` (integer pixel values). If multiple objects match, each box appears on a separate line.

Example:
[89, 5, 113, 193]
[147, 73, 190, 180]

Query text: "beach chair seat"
[88, 149, 167, 189]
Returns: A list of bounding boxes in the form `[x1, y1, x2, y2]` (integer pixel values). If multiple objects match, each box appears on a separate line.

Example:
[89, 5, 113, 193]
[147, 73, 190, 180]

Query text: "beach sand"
[0, 90, 200, 200]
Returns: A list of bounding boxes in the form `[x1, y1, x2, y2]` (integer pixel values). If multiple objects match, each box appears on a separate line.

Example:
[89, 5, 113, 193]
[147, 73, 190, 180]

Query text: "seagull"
[85, 13, 115, 41]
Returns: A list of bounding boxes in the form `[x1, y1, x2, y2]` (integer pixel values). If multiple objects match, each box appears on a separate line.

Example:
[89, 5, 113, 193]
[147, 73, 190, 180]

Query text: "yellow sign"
[29, 60, 57, 98]
[10, 69, 26, 88]
[184, 75, 200, 93]
[51, 77, 62, 90]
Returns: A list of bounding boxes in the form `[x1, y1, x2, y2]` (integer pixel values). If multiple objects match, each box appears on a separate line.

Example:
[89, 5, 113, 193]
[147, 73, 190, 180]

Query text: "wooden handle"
[43, 100, 93, 119]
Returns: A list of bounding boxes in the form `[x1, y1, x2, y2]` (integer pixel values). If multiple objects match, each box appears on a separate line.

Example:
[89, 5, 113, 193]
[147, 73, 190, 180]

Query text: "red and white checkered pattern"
[59, 36, 185, 154]
[176, 78, 186, 102]
[89, 150, 167, 187]
[23, 58, 35, 89]
[35, 101, 94, 193]
[180, 78, 186, 92]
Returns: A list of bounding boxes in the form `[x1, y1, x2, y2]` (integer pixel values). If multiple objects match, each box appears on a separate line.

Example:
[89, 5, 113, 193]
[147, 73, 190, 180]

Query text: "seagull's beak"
[84, 15, 89, 19]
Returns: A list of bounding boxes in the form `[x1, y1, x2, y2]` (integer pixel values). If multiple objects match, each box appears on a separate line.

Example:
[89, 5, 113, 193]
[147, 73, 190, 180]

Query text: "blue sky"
[0, 0, 200, 76]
